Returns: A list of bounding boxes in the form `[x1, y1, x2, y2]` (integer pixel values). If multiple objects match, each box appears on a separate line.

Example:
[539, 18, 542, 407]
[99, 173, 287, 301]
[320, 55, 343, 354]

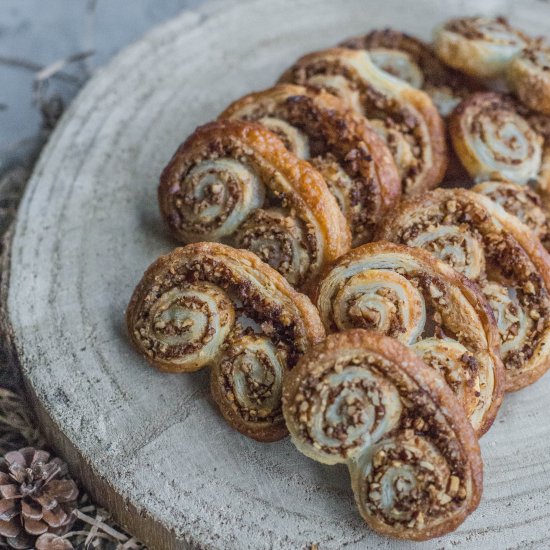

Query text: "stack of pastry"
[126, 14, 550, 541]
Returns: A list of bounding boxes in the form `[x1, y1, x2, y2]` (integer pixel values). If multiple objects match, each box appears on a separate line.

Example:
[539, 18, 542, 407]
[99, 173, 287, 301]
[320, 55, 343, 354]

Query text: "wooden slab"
[7, 0, 550, 548]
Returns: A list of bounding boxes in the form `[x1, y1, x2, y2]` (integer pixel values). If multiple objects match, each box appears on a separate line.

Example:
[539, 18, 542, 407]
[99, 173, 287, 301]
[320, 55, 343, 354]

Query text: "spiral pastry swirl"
[312, 241, 503, 436]
[283, 330, 483, 540]
[126, 242, 325, 441]
[473, 180, 550, 251]
[330, 269, 426, 343]
[131, 281, 235, 372]
[232, 208, 311, 286]
[434, 16, 530, 79]
[211, 333, 286, 435]
[278, 48, 448, 195]
[158, 120, 350, 288]
[341, 29, 482, 117]
[412, 338, 482, 420]
[284, 356, 402, 464]
[508, 43, 550, 116]
[450, 92, 545, 185]
[481, 281, 532, 357]
[220, 84, 400, 245]
[366, 49, 423, 89]
[379, 187, 550, 391]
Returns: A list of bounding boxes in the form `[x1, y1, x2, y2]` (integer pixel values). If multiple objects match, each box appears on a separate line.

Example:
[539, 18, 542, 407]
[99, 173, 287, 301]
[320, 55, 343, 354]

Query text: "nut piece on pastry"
[449, 92, 550, 189]
[278, 48, 448, 195]
[282, 329, 483, 540]
[341, 28, 482, 117]
[508, 43, 550, 116]
[311, 241, 503, 436]
[379, 187, 550, 391]
[473, 180, 550, 251]
[158, 119, 351, 288]
[126, 242, 325, 441]
[434, 16, 530, 79]
[220, 84, 400, 245]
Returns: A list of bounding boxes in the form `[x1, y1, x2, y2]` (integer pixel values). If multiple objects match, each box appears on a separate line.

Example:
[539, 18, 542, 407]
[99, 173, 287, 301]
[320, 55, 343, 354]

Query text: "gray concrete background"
[0, 0, 202, 170]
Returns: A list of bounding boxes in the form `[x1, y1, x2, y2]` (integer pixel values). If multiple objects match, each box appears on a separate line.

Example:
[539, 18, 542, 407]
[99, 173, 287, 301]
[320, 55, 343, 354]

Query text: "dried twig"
[30, 50, 94, 133]
[82, 0, 98, 77]
[34, 50, 94, 83]
[75, 511, 129, 543]
[0, 48, 95, 168]
[0, 55, 82, 85]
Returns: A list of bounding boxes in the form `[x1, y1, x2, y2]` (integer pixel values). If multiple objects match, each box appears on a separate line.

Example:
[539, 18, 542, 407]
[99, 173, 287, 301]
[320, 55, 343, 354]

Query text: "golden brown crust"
[473, 180, 550, 251]
[449, 92, 547, 187]
[517, 110, 550, 208]
[341, 30, 480, 185]
[478, 193, 550, 306]
[126, 242, 325, 441]
[310, 241, 503, 436]
[283, 329, 483, 540]
[220, 84, 400, 245]
[341, 29, 482, 117]
[341, 30, 450, 86]
[378, 188, 550, 391]
[402, 85, 448, 185]
[434, 16, 530, 79]
[158, 119, 351, 288]
[508, 44, 550, 115]
[278, 48, 448, 195]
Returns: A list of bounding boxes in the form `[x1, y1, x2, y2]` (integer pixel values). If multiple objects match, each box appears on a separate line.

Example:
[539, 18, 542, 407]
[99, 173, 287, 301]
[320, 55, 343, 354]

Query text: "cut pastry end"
[282, 329, 483, 541]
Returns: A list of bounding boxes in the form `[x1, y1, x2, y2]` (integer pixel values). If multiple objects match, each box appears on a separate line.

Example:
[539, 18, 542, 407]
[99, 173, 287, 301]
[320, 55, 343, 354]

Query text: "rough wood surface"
[6, 0, 550, 548]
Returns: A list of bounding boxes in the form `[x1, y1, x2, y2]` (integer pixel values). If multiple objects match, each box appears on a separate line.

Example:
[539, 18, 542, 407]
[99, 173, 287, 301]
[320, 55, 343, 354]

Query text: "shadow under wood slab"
[6, 0, 550, 548]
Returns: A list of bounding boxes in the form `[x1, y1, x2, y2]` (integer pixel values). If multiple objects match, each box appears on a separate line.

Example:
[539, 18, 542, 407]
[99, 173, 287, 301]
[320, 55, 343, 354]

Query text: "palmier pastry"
[278, 48, 448, 195]
[126, 242, 325, 441]
[341, 29, 481, 117]
[473, 180, 550, 251]
[158, 120, 351, 288]
[312, 241, 503, 435]
[378, 188, 550, 391]
[449, 92, 550, 191]
[434, 16, 530, 79]
[220, 85, 400, 245]
[508, 43, 550, 115]
[283, 329, 483, 540]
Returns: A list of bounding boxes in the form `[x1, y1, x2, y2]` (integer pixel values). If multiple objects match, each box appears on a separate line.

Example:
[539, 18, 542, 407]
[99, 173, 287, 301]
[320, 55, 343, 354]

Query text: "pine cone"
[0, 447, 78, 549]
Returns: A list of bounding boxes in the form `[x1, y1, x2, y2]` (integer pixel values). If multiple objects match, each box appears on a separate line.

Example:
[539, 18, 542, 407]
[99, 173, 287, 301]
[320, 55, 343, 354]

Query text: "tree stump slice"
[7, 0, 550, 548]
